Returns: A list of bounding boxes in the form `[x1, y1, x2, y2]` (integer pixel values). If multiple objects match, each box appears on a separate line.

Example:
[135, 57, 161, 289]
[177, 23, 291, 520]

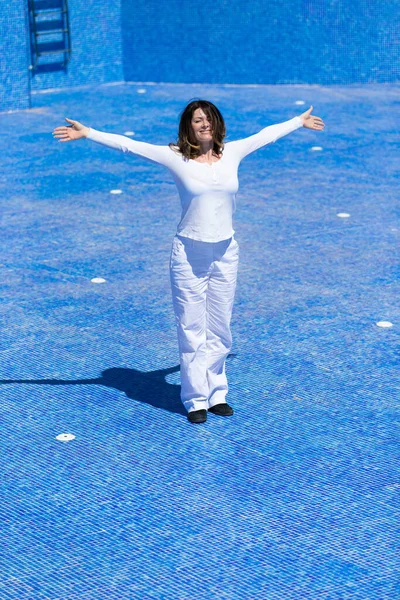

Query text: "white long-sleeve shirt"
[87, 116, 303, 242]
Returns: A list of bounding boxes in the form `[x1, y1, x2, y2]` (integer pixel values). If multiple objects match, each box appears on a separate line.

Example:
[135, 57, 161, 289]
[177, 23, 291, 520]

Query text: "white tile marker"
[56, 433, 76, 442]
[376, 321, 393, 328]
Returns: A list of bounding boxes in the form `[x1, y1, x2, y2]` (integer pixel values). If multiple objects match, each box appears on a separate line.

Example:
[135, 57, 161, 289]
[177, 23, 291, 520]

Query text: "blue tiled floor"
[0, 82, 399, 599]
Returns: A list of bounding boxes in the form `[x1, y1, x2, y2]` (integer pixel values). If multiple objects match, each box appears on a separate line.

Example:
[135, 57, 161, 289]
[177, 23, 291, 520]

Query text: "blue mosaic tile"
[0, 83, 398, 598]
[122, 1, 400, 85]
[2, 1, 400, 112]
[0, 0, 30, 111]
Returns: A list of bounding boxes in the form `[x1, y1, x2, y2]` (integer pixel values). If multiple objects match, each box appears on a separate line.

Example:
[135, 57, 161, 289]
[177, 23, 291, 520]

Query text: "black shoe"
[208, 403, 234, 416]
[187, 409, 207, 424]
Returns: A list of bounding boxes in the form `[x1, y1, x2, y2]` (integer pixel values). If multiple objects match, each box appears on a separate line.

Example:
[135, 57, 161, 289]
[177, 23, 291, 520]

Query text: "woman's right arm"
[53, 118, 173, 168]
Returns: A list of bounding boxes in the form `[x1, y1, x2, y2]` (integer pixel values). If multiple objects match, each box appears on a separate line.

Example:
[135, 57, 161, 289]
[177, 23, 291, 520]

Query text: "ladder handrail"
[64, 0, 71, 65]
[28, 0, 39, 69]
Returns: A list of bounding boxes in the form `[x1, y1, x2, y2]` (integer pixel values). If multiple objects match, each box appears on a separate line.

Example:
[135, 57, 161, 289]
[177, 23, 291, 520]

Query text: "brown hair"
[169, 99, 226, 160]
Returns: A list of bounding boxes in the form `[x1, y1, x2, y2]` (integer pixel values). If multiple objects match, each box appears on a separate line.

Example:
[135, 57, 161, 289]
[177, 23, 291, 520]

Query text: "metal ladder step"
[35, 20, 65, 34]
[34, 0, 63, 10]
[37, 41, 71, 54]
[34, 9, 67, 16]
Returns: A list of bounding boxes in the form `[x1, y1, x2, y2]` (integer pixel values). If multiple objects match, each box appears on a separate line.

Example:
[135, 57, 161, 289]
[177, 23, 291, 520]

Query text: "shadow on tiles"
[0, 365, 187, 416]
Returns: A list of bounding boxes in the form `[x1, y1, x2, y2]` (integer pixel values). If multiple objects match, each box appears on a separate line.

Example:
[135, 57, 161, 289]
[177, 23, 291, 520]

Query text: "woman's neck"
[196, 141, 220, 160]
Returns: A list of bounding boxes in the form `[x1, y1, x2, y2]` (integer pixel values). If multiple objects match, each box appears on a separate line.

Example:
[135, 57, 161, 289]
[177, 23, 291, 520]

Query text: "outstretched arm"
[226, 106, 325, 162]
[52, 118, 173, 167]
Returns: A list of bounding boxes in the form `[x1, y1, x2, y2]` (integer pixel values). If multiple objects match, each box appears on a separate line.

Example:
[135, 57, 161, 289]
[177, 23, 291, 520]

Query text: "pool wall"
[1, 1, 399, 112]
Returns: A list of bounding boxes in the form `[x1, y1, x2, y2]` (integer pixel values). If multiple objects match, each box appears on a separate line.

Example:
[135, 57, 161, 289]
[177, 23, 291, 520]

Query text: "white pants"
[169, 235, 239, 413]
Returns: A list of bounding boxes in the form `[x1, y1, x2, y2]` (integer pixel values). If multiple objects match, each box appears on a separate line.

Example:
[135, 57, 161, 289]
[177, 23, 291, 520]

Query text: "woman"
[53, 100, 324, 424]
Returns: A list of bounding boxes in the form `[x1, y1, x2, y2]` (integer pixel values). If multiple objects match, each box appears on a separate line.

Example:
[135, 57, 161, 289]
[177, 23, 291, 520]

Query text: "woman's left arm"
[227, 106, 324, 162]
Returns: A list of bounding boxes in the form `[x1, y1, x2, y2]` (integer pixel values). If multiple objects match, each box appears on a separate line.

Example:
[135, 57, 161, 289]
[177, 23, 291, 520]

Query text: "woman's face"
[190, 108, 213, 143]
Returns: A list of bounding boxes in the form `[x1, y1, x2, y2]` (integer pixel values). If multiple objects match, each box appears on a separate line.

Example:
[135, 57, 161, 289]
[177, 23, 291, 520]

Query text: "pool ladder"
[28, 0, 71, 74]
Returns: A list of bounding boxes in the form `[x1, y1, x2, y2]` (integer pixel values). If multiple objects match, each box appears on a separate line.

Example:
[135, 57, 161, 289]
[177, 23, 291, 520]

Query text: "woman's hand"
[299, 106, 325, 131]
[52, 118, 90, 142]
